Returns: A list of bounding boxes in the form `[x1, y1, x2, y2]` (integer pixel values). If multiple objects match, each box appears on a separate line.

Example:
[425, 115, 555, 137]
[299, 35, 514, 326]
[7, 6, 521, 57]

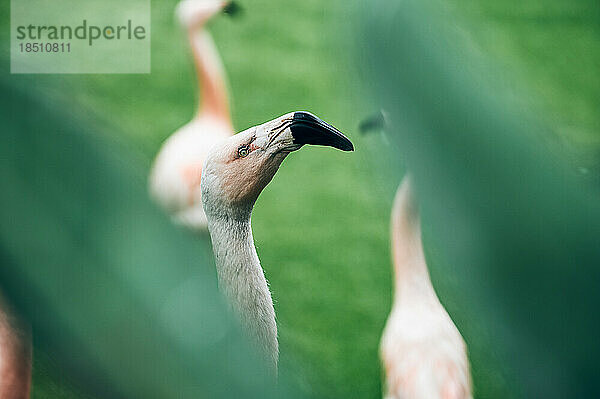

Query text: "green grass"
[4, 0, 598, 397]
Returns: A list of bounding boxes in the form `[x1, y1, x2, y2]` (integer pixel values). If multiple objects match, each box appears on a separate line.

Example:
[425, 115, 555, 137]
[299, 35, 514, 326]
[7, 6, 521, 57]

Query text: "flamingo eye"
[237, 145, 250, 158]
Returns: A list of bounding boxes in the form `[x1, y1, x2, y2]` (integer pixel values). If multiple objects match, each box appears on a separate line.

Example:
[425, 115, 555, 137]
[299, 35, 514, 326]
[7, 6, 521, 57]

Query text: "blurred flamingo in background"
[150, 0, 237, 232]
[380, 176, 472, 399]
[0, 296, 31, 399]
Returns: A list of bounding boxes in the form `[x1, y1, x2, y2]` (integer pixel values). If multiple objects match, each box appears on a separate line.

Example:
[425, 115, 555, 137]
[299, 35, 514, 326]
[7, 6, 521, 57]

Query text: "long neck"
[391, 176, 436, 303]
[188, 29, 231, 124]
[207, 210, 278, 372]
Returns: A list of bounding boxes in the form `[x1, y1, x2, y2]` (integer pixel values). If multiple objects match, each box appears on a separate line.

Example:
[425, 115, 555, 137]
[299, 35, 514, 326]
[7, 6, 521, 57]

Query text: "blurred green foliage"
[360, 0, 600, 397]
[0, 0, 599, 397]
[451, 0, 600, 160]
[0, 77, 289, 398]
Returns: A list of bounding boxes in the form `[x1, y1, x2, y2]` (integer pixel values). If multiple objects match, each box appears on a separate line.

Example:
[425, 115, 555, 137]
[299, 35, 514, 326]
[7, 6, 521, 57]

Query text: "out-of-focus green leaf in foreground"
[0, 77, 299, 399]
[359, 0, 600, 397]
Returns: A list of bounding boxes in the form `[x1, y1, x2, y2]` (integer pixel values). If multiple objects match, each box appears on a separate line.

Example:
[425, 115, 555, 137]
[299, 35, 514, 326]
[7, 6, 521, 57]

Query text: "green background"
[1, 0, 599, 397]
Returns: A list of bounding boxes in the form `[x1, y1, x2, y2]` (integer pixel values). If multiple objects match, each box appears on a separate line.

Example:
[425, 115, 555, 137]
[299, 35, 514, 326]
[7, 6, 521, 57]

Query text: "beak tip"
[291, 111, 355, 152]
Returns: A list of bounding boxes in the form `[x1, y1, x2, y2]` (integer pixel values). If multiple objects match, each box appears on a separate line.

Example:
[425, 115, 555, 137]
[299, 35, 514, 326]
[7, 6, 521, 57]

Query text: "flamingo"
[380, 176, 472, 399]
[0, 296, 31, 399]
[150, 0, 236, 232]
[200, 111, 353, 372]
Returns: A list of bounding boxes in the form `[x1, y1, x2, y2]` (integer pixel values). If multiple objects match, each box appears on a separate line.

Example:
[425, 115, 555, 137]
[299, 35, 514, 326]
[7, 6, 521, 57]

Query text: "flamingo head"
[176, 0, 232, 29]
[201, 111, 353, 218]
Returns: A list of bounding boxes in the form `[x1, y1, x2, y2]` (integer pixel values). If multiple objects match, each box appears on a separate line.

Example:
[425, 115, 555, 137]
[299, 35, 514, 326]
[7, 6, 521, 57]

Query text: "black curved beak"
[290, 112, 354, 151]
[223, 1, 243, 17]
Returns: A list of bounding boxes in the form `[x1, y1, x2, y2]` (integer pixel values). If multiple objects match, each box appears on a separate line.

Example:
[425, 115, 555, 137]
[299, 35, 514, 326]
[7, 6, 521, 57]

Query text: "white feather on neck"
[206, 207, 278, 372]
